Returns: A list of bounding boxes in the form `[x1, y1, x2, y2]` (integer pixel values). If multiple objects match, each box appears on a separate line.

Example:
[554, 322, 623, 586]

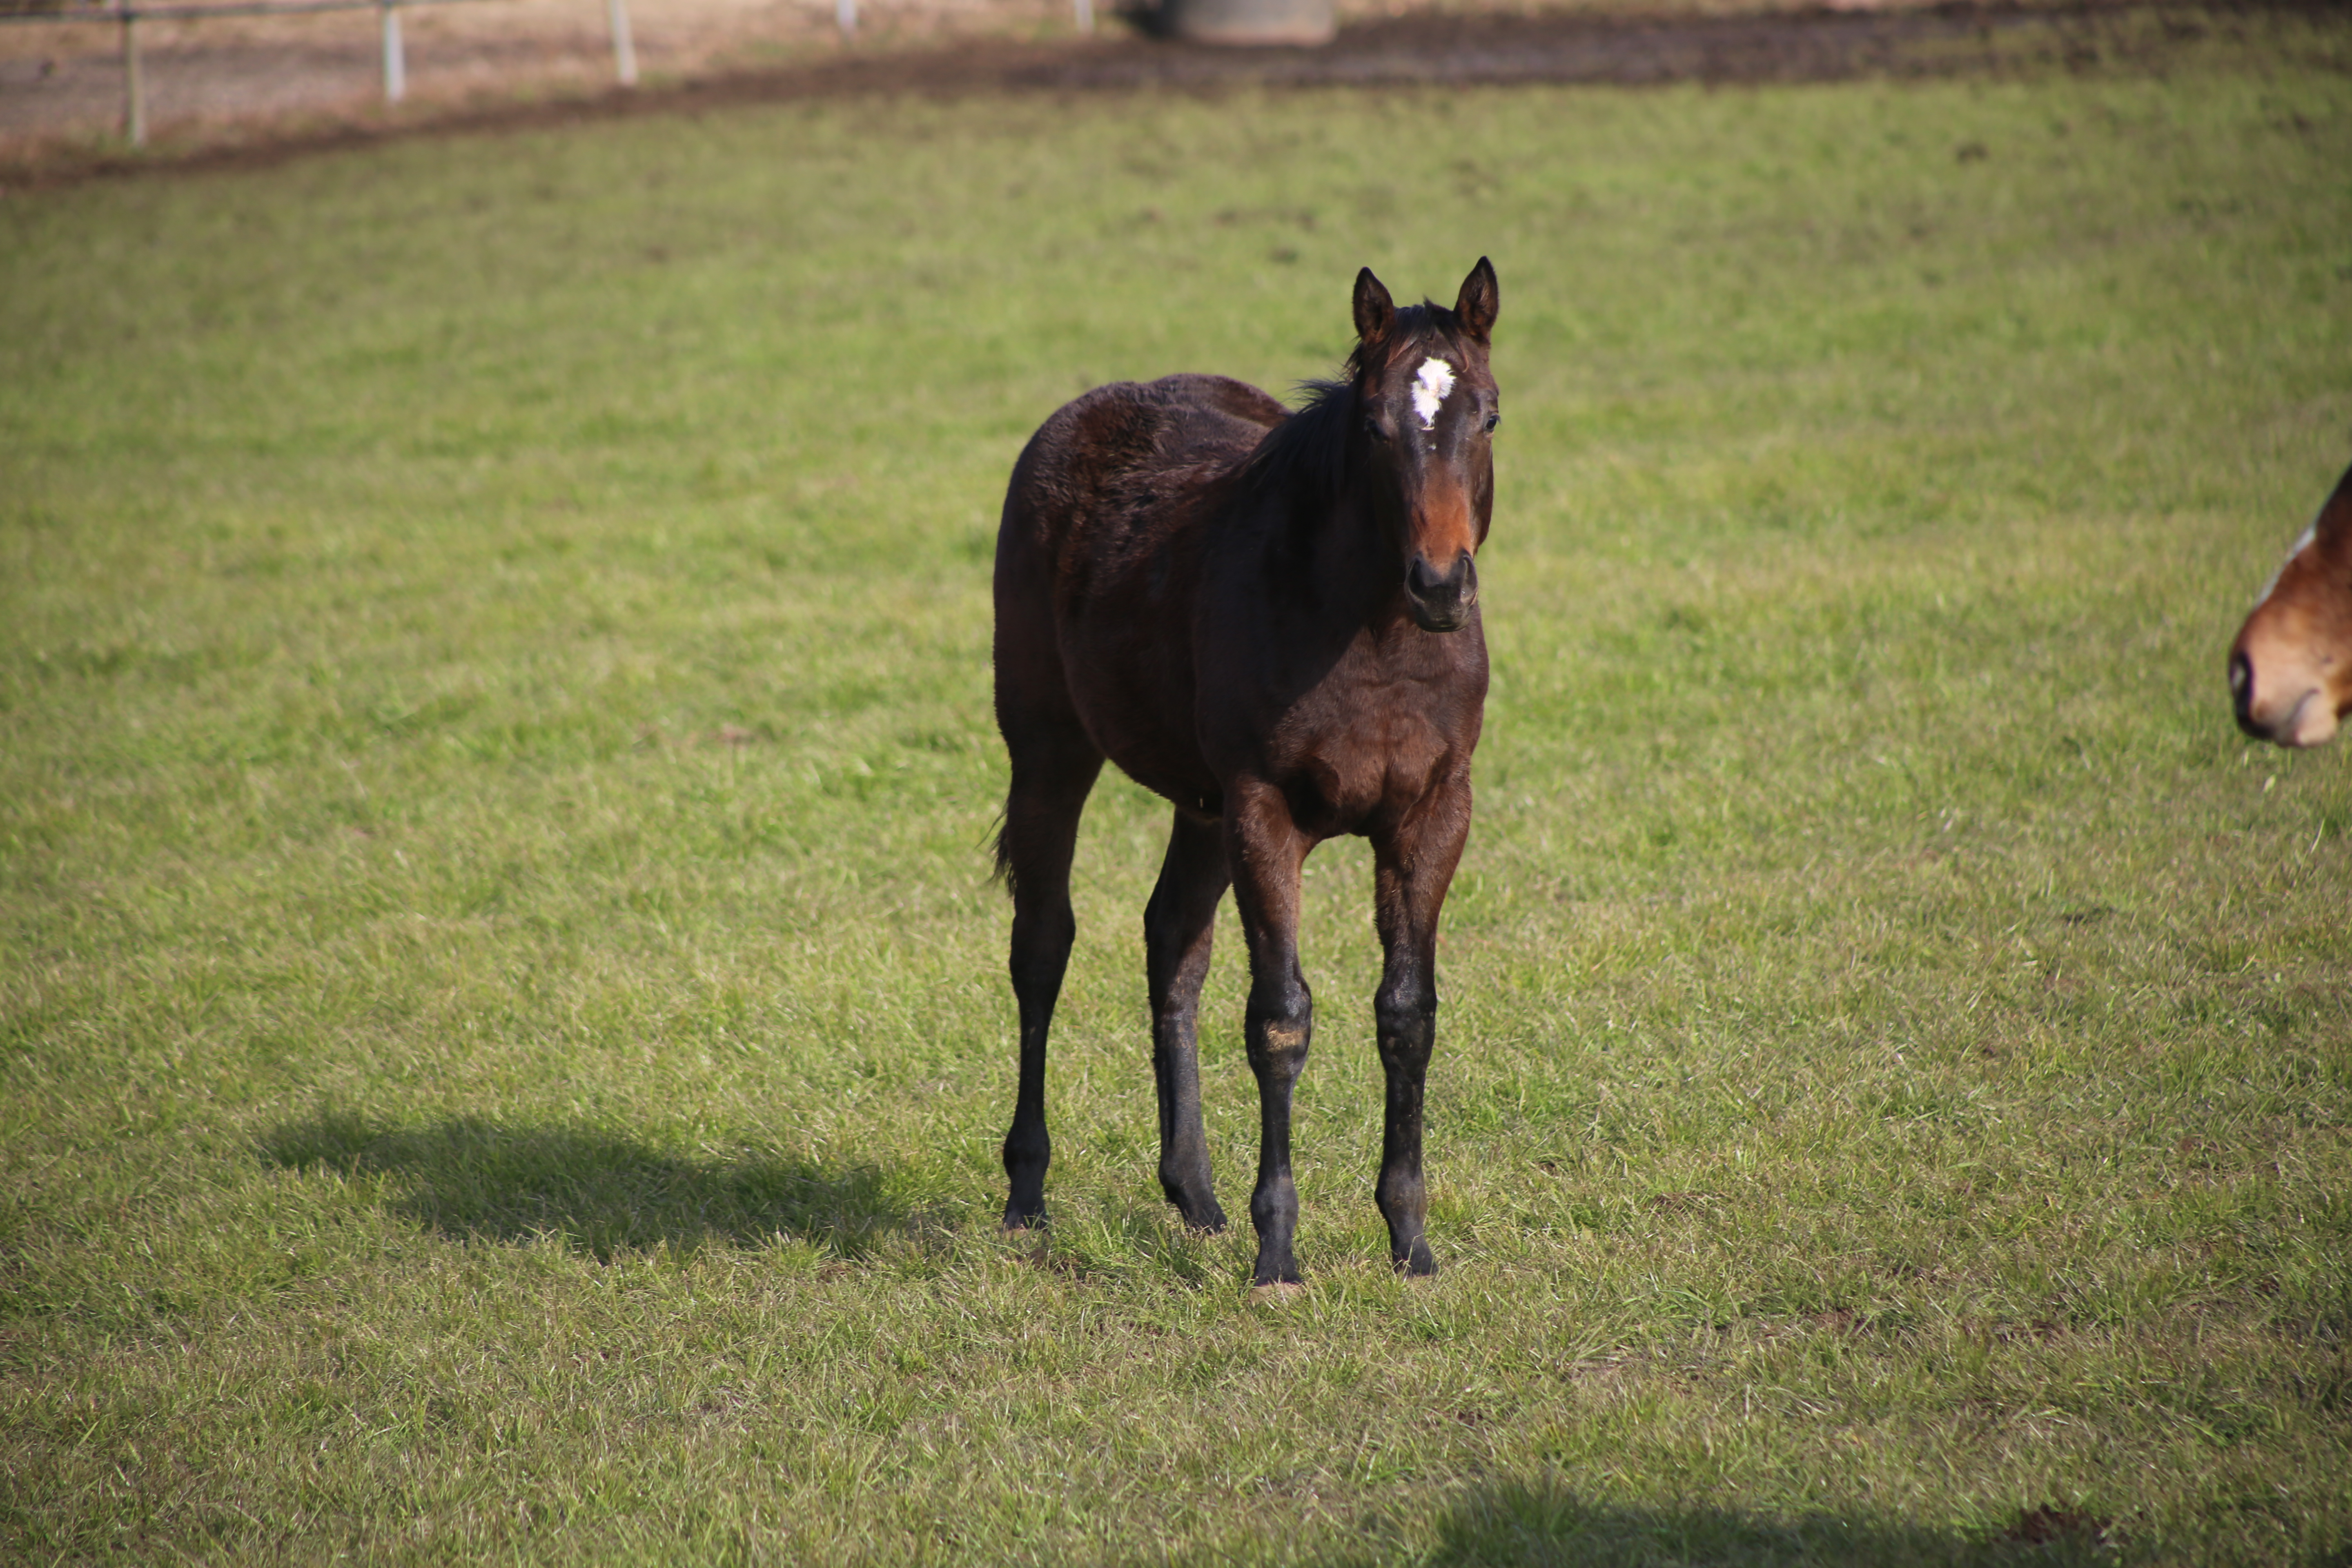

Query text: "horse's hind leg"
[1224, 779, 1315, 1290]
[1144, 808, 1231, 1232]
[996, 725, 1103, 1232]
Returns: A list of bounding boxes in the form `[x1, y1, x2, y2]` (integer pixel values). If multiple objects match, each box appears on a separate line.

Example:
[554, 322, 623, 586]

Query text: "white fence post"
[606, 0, 635, 84]
[381, 0, 404, 102]
[119, 3, 145, 146]
[835, 0, 852, 38]
[1073, 0, 1091, 32]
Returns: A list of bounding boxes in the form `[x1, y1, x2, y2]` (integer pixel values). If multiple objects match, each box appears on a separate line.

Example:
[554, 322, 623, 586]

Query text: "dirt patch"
[2, 0, 2343, 187]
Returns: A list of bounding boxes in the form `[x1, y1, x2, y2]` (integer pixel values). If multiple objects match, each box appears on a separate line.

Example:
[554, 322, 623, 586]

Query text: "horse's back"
[994, 374, 1283, 790]
[998, 374, 1285, 565]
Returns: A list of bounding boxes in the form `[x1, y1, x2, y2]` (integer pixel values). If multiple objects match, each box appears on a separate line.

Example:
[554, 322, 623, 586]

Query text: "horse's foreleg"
[1145, 809, 1231, 1232]
[998, 739, 1103, 1232]
[1225, 782, 1313, 1290]
[1370, 775, 1472, 1277]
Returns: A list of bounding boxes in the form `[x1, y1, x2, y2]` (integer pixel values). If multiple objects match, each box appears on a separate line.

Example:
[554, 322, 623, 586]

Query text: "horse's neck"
[1285, 485, 1408, 631]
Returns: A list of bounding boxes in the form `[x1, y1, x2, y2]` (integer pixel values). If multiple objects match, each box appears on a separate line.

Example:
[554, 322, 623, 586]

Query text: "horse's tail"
[987, 807, 1016, 898]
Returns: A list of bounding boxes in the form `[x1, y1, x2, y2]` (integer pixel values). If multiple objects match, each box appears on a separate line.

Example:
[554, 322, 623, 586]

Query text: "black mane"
[1236, 303, 1469, 506]
[1237, 376, 1356, 505]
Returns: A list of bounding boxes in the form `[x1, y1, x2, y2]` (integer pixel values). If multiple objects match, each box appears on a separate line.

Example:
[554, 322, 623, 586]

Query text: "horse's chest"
[1278, 699, 1463, 832]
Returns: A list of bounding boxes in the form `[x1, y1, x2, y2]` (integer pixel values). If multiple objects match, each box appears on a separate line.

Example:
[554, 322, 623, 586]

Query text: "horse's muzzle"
[2232, 646, 2343, 747]
[1405, 552, 1478, 633]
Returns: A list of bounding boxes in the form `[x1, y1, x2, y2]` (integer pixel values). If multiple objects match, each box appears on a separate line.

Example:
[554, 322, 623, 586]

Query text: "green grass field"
[5, 22, 2352, 1564]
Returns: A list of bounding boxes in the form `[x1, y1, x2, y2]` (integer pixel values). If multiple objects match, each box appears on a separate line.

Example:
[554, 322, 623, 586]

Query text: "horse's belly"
[1061, 613, 1221, 816]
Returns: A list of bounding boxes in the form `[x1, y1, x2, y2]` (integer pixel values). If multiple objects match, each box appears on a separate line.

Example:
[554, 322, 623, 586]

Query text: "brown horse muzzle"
[2230, 635, 2344, 747]
[2229, 461, 2352, 748]
[1405, 551, 1478, 633]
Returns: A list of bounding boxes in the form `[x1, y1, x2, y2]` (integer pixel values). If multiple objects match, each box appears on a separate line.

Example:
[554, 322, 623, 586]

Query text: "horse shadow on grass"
[1308, 1479, 2115, 1567]
[260, 1109, 918, 1260]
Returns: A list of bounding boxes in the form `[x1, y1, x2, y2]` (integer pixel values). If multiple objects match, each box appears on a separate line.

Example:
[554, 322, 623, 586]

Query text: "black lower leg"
[1154, 1037, 1225, 1229]
[995, 739, 1099, 1232]
[1146, 811, 1228, 1231]
[1002, 897, 1073, 1229]
[1246, 1002, 1310, 1286]
[1374, 995, 1437, 1276]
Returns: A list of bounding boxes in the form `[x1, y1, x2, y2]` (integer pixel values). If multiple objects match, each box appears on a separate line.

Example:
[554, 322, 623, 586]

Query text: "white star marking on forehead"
[1411, 357, 1455, 432]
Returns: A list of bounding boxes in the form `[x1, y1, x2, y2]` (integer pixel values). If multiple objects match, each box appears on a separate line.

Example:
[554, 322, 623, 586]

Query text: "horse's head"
[2230, 463, 2352, 748]
[1349, 259, 1499, 634]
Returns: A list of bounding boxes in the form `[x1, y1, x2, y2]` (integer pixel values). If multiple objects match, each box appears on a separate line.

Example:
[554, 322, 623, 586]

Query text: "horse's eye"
[1483, 412, 1501, 434]
[1364, 417, 1391, 442]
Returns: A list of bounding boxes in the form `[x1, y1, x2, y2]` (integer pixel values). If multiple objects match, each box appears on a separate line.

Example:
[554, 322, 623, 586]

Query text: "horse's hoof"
[1398, 1240, 1437, 1278]
[1161, 1180, 1228, 1234]
[1248, 1280, 1307, 1304]
[1002, 1207, 1047, 1235]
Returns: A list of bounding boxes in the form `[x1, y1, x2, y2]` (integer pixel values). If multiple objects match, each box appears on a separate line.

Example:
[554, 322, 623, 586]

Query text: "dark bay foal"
[990, 260, 1500, 1291]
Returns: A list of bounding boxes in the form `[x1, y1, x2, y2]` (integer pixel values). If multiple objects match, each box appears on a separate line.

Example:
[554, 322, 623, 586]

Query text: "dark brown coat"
[990, 260, 1500, 1289]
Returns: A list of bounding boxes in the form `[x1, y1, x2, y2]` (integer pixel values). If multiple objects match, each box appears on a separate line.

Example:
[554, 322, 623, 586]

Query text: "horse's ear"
[1454, 257, 1498, 344]
[1353, 267, 1396, 345]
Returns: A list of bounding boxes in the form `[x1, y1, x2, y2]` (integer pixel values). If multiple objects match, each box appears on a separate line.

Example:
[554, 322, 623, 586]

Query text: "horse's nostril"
[2229, 650, 2272, 738]
[2230, 652, 2255, 719]
[1408, 555, 1447, 595]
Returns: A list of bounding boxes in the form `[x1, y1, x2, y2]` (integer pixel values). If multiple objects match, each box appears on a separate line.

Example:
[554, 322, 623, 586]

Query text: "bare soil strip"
[2, 0, 2343, 188]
